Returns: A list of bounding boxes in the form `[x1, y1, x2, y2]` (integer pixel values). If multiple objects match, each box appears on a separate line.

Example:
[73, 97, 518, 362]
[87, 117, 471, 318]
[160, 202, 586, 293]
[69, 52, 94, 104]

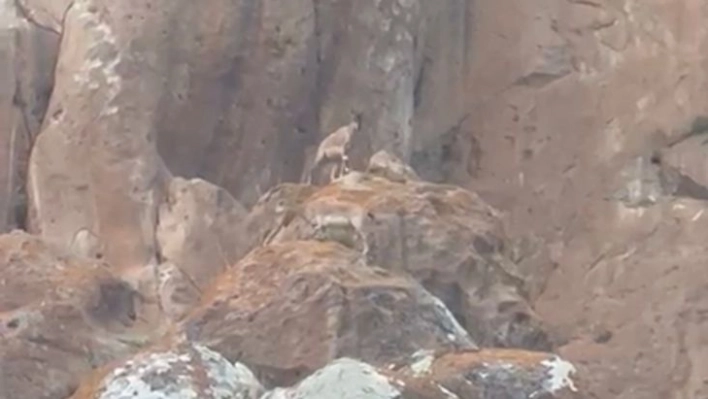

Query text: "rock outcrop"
[181, 240, 477, 387]
[26, 0, 172, 276]
[262, 350, 580, 399]
[261, 357, 450, 399]
[394, 349, 580, 399]
[71, 339, 264, 399]
[0, 231, 154, 399]
[3, 0, 708, 397]
[246, 171, 551, 350]
[367, 149, 422, 184]
[156, 177, 250, 291]
[0, 0, 58, 233]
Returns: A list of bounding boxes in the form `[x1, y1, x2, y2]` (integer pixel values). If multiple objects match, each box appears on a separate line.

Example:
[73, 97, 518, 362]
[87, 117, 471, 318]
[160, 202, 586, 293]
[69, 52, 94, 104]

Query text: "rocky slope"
[1, 0, 708, 398]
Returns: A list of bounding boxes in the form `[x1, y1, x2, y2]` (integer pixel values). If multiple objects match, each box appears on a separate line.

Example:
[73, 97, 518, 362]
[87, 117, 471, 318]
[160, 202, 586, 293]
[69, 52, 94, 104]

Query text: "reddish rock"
[0, 231, 157, 399]
[180, 240, 477, 387]
[249, 172, 550, 350]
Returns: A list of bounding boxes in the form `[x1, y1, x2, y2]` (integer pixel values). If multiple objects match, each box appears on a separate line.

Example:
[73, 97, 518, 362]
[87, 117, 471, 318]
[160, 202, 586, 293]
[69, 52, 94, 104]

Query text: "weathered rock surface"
[181, 240, 477, 387]
[261, 357, 450, 399]
[71, 339, 264, 399]
[367, 149, 421, 183]
[155, 261, 202, 323]
[395, 349, 580, 399]
[0, 231, 155, 399]
[144, 0, 471, 207]
[454, 1, 708, 398]
[536, 197, 708, 399]
[660, 134, 708, 199]
[0, 0, 58, 233]
[156, 177, 250, 291]
[247, 171, 551, 351]
[2, 0, 708, 397]
[27, 0, 173, 275]
[262, 350, 581, 399]
[20, 0, 471, 214]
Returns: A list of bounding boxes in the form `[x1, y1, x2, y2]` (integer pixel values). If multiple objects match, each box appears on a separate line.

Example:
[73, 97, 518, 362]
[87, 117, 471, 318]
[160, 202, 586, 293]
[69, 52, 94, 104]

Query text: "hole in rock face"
[650, 152, 661, 165]
[6, 319, 19, 329]
[513, 311, 530, 324]
[473, 237, 495, 255]
[497, 300, 518, 314]
[88, 280, 139, 327]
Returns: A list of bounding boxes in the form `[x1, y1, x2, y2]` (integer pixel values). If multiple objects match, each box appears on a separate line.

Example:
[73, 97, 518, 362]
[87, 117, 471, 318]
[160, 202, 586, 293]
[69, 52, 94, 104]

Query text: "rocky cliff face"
[0, 0, 707, 398]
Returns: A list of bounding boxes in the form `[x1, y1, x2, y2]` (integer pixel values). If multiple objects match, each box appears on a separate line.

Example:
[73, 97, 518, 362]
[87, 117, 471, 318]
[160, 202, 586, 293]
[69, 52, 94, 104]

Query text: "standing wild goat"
[306, 115, 361, 184]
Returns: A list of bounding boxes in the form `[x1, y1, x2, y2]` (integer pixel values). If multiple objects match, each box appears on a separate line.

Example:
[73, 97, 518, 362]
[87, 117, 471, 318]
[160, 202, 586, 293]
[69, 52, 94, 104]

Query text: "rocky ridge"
[2, 0, 708, 398]
[1, 154, 582, 398]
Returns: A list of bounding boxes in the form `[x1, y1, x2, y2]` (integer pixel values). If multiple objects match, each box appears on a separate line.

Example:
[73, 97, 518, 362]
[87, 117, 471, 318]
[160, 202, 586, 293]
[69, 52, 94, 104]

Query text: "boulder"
[394, 348, 581, 399]
[155, 261, 202, 323]
[247, 173, 551, 350]
[261, 350, 582, 399]
[180, 240, 477, 387]
[367, 149, 422, 183]
[156, 177, 250, 291]
[71, 339, 264, 399]
[0, 231, 156, 399]
[27, 0, 173, 275]
[261, 358, 450, 399]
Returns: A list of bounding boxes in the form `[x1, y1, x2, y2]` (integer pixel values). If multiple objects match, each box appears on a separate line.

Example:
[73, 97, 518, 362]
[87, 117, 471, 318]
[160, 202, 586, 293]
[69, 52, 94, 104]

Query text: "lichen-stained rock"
[156, 177, 250, 291]
[180, 240, 477, 387]
[250, 173, 551, 350]
[394, 348, 581, 399]
[0, 231, 157, 399]
[261, 358, 451, 399]
[71, 340, 264, 399]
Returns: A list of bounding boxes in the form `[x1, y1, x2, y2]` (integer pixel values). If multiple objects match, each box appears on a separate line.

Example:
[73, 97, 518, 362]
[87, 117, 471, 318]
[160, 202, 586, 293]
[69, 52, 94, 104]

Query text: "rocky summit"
[1, 0, 707, 398]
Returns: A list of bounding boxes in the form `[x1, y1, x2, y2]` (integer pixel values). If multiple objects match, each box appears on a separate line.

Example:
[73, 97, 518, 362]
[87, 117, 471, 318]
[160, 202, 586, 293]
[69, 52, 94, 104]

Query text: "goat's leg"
[329, 162, 339, 183]
[340, 154, 351, 176]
